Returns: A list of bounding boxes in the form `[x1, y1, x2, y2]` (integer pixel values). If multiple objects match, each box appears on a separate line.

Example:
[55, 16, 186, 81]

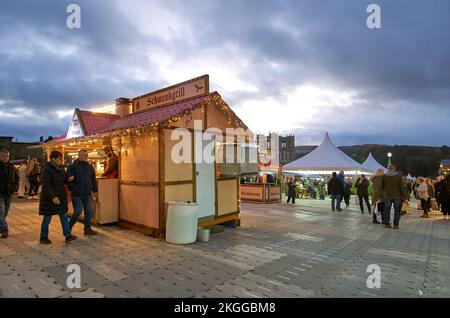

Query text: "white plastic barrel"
[166, 201, 199, 244]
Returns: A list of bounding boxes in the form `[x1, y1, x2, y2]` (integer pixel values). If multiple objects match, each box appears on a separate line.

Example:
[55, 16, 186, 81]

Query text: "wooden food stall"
[240, 164, 282, 203]
[43, 75, 251, 238]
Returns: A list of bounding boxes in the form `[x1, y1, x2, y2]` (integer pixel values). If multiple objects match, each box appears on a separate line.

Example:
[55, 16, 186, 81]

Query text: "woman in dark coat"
[286, 177, 297, 204]
[39, 151, 77, 244]
[355, 174, 371, 214]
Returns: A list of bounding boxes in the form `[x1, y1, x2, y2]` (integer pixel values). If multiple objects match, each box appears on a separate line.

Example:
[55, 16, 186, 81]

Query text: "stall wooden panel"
[218, 179, 238, 216]
[119, 184, 159, 228]
[165, 184, 194, 203]
[121, 135, 159, 182]
[164, 129, 193, 182]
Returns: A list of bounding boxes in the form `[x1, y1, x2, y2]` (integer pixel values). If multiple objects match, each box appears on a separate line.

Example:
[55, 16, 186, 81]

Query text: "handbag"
[401, 202, 410, 214]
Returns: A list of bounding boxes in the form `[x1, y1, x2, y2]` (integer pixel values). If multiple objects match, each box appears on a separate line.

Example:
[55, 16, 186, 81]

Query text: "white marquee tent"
[283, 133, 372, 175]
[362, 152, 387, 172]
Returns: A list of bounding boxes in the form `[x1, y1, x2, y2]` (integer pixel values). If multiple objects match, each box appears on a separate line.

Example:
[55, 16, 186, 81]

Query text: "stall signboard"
[133, 75, 209, 112]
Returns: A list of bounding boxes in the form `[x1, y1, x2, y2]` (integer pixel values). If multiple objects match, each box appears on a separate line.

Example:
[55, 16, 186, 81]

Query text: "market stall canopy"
[67, 109, 120, 139]
[362, 152, 387, 172]
[283, 132, 371, 174]
[98, 92, 247, 133]
[406, 173, 416, 180]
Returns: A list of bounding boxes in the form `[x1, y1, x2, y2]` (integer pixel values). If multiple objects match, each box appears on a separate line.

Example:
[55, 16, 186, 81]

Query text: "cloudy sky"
[0, 0, 449, 146]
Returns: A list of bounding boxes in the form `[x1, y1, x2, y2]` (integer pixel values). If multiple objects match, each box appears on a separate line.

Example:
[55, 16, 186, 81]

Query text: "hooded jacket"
[381, 169, 406, 199]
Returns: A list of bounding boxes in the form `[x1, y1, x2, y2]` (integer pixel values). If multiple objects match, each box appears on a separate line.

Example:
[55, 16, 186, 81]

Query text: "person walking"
[0, 149, 17, 239]
[343, 180, 352, 208]
[328, 172, 343, 212]
[440, 175, 450, 220]
[356, 174, 371, 214]
[381, 164, 407, 229]
[286, 176, 296, 204]
[434, 176, 444, 213]
[337, 170, 346, 206]
[426, 178, 436, 211]
[67, 149, 99, 235]
[370, 169, 384, 224]
[417, 177, 430, 218]
[17, 160, 28, 199]
[27, 158, 40, 199]
[39, 151, 77, 244]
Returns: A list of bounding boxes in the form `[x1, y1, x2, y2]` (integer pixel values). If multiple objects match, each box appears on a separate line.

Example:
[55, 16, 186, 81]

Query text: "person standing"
[440, 175, 450, 220]
[286, 177, 296, 204]
[356, 174, 371, 214]
[328, 172, 343, 212]
[434, 176, 444, 213]
[426, 178, 436, 211]
[27, 158, 40, 199]
[0, 149, 17, 239]
[101, 146, 119, 179]
[381, 164, 407, 229]
[39, 151, 77, 244]
[343, 180, 352, 208]
[17, 160, 28, 199]
[417, 177, 431, 218]
[337, 170, 346, 206]
[67, 149, 98, 235]
[370, 169, 384, 224]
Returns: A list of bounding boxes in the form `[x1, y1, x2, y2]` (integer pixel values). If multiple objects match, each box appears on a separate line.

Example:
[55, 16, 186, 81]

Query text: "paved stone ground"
[0, 196, 449, 298]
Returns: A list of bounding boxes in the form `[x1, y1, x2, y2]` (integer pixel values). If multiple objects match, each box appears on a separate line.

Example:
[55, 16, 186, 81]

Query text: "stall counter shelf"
[68, 177, 119, 225]
[240, 183, 281, 203]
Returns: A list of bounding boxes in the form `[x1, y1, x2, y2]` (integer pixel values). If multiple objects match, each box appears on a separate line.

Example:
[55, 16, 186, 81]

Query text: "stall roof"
[76, 109, 121, 135]
[362, 152, 387, 172]
[283, 132, 371, 173]
[99, 92, 230, 133]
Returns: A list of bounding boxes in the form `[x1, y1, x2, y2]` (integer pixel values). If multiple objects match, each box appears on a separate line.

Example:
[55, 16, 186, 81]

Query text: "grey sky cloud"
[0, 0, 449, 145]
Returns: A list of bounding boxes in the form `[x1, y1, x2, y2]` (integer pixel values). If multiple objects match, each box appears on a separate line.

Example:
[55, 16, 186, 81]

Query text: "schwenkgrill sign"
[133, 75, 209, 112]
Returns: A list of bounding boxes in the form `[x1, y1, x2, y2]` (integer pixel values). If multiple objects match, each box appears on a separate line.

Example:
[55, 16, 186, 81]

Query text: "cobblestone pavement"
[1, 196, 449, 298]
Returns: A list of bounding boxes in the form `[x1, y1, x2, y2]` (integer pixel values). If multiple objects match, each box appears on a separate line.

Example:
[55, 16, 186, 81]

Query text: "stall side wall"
[119, 134, 159, 229]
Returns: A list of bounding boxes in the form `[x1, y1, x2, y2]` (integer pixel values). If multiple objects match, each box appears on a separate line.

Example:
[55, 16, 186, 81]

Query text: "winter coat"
[381, 170, 406, 199]
[328, 176, 343, 195]
[39, 162, 69, 216]
[371, 175, 384, 203]
[0, 161, 17, 195]
[417, 183, 429, 200]
[67, 159, 98, 197]
[355, 178, 370, 196]
[287, 181, 296, 197]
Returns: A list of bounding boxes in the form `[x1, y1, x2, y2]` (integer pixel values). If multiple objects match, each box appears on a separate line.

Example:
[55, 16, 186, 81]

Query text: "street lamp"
[387, 152, 392, 166]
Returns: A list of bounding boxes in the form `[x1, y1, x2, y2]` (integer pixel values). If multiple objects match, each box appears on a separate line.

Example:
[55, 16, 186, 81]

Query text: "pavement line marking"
[286, 270, 299, 276]
[244, 292, 260, 298]
[258, 286, 271, 292]
[278, 275, 290, 281]
[300, 263, 312, 268]
[293, 267, 306, 272]
[268, 280, 283, 286]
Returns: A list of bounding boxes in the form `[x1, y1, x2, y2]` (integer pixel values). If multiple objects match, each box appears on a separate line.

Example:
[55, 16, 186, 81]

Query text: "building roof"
[362, 152, 387, 172]
[77, 109, 120, 135]
[99, 92, 217, 133]
[283, 132, 370, 172]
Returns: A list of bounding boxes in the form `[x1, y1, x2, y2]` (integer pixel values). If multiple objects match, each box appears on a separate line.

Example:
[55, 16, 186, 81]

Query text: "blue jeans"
[40, 214, 71, 239]
[70, 195, 93, 230]
[331, 194, 341, 210]
[384, 198, 402, 226]
[0, 194, 12, 231]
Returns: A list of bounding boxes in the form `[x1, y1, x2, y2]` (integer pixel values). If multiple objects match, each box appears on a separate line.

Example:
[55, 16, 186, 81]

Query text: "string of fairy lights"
[46, 94, 247, 154]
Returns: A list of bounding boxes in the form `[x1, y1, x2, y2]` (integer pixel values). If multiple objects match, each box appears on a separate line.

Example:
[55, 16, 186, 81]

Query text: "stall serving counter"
[240, 183, 281, 203]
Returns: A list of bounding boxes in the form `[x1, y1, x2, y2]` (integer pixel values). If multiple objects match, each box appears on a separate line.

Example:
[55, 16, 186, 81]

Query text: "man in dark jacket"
[286, 177, 296, 204]
[381, 164, 407, 229]
[67, 149, 99, 235]
[39, 151, 77, 244]
[355, 174, 371, 214]
[328, 172, 343, 212]
[0, 149, 17, 239]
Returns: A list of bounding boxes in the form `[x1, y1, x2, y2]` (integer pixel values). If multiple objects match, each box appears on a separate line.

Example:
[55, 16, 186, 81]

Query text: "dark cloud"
[0, 0, 449, 146]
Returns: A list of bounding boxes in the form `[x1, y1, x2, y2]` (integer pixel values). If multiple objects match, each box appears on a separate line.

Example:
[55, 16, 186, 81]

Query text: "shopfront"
[43, 75, 252, 238]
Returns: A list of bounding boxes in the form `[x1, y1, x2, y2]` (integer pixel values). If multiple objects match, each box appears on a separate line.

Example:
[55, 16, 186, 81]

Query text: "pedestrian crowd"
[1, 148, 102, 242]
